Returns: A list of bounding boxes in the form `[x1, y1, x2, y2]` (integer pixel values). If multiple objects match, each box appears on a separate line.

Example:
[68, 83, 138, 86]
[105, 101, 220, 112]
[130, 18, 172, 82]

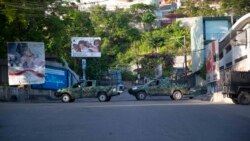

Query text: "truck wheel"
[62, 94, 71, 103]
[136, 91, 146, 100]
[98, 93, 108, 102]
[238, 92, 250, 105]
[172, 91, 183, 100]
[106, 96, 111, 102]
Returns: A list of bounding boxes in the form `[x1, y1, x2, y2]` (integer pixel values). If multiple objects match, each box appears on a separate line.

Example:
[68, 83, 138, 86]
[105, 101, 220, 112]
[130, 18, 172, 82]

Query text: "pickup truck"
[128, 78, 191, 100]
[55, 80, 123, 103]
[222, 70, 250, 105]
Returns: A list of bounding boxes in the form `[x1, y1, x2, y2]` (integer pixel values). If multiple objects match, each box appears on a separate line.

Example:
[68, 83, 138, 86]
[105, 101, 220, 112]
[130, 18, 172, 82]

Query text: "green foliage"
[176, 0, 222, 16]
[0, 1, 189, 80]
[115, 21, 190, 78]
[121, 70, 137, 81]
[221, 0, 250, 16]
[127, 3, 156, 23]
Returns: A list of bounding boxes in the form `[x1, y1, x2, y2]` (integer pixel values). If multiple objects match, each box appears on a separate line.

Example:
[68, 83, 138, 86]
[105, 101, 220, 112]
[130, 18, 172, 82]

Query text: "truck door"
[82, 81, 96, 97]
[147, 80, 161, 95]
[158, 79, 171, 95]
[71, 81, 84, 98]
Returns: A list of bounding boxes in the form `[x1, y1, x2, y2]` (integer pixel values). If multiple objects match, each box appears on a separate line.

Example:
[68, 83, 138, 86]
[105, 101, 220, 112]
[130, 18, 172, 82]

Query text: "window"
[219, 66, 224, 70]
[219, 52, 223, 60]
[225, 45, 232, 53]
[86, 81, 93, 87]
[149, 80, 159, 86]
[226, 62, 232, 68]
[73, 82, 83, 88]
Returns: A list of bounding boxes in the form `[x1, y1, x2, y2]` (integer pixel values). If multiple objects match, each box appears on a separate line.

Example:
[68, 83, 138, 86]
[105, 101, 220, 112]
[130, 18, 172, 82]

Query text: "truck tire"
[172, 91, 183, 100]
[136, 91, 146, 100]
[98, 93, 108, 102]
[62, 94, 71, 103]
[238, 92, 250, 105]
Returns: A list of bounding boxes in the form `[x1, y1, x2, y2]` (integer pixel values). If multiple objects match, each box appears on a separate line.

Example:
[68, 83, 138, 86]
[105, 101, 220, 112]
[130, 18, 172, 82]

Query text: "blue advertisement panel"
[32, 66, 68, 90]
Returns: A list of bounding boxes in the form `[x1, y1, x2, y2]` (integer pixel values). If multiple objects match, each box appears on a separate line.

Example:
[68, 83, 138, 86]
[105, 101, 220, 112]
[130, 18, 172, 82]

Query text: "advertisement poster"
[32, 66, 68, 90]
[206, 40, 220, 83]
[71, 37, 101, 57]
[7, 42, 45, 85]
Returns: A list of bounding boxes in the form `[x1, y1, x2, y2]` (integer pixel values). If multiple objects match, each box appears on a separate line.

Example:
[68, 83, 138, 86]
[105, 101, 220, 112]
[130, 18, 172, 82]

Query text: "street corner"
[210, 92, 233, 104]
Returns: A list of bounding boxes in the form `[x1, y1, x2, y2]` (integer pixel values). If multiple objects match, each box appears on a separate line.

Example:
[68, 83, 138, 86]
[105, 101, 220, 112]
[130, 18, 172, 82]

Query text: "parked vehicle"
[222, 70, 250, 105]
[128, 78, 191, 100]
[55, 80, 123, 103]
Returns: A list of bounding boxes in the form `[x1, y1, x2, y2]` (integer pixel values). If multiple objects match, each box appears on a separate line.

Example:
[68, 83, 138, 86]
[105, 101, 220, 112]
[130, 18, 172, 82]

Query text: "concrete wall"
[0, 86, 56, 102]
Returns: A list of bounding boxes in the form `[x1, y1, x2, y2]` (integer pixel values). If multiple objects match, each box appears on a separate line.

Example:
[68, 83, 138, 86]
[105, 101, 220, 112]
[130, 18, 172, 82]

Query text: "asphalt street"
[0, 92, 250, 141]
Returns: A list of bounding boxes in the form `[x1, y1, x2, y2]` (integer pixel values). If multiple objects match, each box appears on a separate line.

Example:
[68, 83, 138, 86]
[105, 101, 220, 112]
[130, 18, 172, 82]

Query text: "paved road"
[0, 93, 250, 141]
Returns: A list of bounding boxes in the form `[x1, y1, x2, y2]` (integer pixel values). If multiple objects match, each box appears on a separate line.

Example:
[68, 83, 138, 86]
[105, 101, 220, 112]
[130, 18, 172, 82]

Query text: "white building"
[219, 13, 250, 72]
[75, 0, 160, 11]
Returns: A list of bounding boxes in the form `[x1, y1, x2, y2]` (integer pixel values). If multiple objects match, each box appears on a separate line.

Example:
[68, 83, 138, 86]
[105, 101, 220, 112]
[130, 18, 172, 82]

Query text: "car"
[128, 78, 191, 100]
[55, 80, 123, 103]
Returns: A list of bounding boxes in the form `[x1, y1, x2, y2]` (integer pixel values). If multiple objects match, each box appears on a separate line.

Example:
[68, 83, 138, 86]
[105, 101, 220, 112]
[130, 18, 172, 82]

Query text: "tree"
[0, 0, 55, 58]
[176, 0, 221, 16]
[221, 0, 250, 16]
[127, 3, 156, 31]
[118, 21, 190, 78]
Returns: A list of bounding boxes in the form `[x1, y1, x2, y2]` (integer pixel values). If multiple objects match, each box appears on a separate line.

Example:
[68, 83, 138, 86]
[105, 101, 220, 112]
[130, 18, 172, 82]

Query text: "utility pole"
[135, 41, 140, 83]
[184, 35, 187, 79]
[169, 35, 188, 79]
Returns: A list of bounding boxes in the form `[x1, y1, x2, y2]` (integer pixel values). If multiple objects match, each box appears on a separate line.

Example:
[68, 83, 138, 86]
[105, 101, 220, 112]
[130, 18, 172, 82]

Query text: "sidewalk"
[194, 92, 233, 104]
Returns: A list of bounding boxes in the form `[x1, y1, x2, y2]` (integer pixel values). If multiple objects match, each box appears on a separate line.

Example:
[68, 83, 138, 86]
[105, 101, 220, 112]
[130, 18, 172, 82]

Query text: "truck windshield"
[72, 81, 83, 88]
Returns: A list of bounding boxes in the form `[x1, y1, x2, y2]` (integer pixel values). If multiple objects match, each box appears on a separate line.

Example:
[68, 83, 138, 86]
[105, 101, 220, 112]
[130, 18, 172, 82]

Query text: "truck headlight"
[132, 86, 138, 90]
[112, 87, 117, 92]
[189, 88, 196, 92]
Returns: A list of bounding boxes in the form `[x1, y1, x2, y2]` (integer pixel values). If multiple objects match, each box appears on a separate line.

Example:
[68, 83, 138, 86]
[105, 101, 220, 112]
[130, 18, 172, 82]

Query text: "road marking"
[81, 102, 212, 108]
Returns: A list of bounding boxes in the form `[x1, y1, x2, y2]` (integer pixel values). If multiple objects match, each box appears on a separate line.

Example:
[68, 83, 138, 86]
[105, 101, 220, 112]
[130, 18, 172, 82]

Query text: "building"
[190, 16, 237, 88]
[76, 0, 160, 11]
[216, 13, 250, 92]
[173, 55, 191, 79]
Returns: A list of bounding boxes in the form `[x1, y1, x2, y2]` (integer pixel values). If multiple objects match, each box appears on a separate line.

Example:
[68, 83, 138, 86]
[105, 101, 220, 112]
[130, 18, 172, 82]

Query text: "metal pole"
[184, 35, 187, 78]
[135, 41, 140, 83]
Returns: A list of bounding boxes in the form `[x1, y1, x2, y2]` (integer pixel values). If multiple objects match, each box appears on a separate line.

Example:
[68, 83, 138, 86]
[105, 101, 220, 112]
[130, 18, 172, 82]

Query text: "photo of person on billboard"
[71, 37, 101, 57]
[89, 39, 101, 52]
[8, 42, 45, 85]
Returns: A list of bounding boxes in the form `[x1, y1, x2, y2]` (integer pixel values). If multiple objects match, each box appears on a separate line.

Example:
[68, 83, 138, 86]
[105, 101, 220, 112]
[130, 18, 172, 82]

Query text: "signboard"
[71, 37, 101, 57]
[82, 59, 86, 69]
[206, 40, 220, 83]
[32, 66, 68, 90]
[7, 42, 45, 85]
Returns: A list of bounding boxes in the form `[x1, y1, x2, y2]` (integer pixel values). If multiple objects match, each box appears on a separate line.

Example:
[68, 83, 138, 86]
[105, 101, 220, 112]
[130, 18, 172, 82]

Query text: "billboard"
[71, 37, 101, 57]
[7, 42, 45, 85]
[206, 40, 220, 83]
[32, 66, 68, 90]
